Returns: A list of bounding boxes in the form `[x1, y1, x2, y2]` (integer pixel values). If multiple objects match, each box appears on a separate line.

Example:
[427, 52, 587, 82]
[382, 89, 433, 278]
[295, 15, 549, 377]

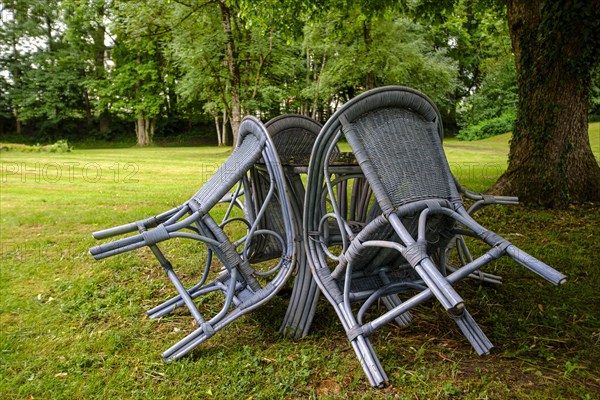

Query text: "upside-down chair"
[90, 116, 295, 361]
[303, 86, 566, 387]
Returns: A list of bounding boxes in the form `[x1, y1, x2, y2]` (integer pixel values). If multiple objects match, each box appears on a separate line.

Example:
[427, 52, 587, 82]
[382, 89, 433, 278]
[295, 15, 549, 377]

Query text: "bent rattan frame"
[303, 86, 566, 387]
[264, 114, 326, 338]
[90, 116, 295, 361]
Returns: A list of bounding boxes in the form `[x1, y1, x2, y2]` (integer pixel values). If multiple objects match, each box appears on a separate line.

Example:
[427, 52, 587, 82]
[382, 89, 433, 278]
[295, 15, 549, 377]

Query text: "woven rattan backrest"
[192, 120, 267, 211]
[266, 114, 339, 165]
[340, 88, 460, 212]
[266, 114, 320, 164]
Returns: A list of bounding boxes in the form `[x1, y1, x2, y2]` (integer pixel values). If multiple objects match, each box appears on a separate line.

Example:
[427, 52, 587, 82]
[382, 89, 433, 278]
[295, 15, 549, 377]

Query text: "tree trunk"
[363, 19, 375, 90]
[9, 16, 22, 136]
[221, 108, 229, 146]
[148, 117, 155, 143]
[219, 0, 241, 146]
[136, 112, 153, 146]
[311, 53, 326, 121]
[99, 111, 111, 133]
[15, 112, 22, 135]
[83, 89, 93, 126]
[213, 114, 223, 146]
[305, 48, 311, 115]
[92, 7, 111, 133]
[493, 0, 600, 208]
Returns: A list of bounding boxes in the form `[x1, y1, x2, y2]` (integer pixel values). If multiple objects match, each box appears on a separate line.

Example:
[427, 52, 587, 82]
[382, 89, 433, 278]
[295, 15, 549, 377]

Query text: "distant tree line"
[2, 0, 598, 206]
[0, 0, 533, 146]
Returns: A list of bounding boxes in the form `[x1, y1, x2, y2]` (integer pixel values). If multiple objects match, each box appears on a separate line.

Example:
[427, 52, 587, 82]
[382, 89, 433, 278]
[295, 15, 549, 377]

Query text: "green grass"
[445, 132, 514, 192]
[1, 127, 599, 399]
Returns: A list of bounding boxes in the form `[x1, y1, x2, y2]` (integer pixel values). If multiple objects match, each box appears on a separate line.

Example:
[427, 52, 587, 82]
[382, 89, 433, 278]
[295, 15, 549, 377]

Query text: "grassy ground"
[1, 125, 599, 399]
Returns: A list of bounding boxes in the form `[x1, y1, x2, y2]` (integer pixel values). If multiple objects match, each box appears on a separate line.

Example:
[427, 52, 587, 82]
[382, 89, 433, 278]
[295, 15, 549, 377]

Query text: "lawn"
[1, 125, 599, 399]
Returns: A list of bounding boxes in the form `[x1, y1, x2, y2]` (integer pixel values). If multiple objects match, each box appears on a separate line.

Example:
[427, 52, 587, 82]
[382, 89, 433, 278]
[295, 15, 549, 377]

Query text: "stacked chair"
[89, 88, 566, 389]
[303, 86, 566, 387]
[90, 116, 295, 361]
[263, 114, 329, 338]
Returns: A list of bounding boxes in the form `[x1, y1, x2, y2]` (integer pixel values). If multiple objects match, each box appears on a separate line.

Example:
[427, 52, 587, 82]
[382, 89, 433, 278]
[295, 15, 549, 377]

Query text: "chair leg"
[453, 208, 566, 286]
[388, 213, 465, 312]
[162, 324, 211, 361]
[381, 295, 413, 327]
[505, 245, 566, 286]
[280, 246, 313, 337]
[148, 252, 215, 319]
[414, 257, 465, 312]
[149, 244, 206, 325]
[351, 335, 388, 388]
[279, 270, 320, 338]
[378, 268, 413, 327]
[444, 236, 503, 285]
[147, 281, 205, 319]
[449, 308, 493, 355]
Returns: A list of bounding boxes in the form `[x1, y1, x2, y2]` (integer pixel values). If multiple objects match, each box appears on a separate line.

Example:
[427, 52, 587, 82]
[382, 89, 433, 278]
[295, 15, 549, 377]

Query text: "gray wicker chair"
[303, 86, 566, 387]
[263, 114, 326, 339]
[265, 114, 412, 338]
[90, 116, 295, 361]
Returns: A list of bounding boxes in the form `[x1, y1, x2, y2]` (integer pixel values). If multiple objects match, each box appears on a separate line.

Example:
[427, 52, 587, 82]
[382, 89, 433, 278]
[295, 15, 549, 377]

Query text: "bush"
[457, 54, 518, 130]
[0, 139, 73, 153]
[44, 139, 73, 152]
[456, 113, 515, 141]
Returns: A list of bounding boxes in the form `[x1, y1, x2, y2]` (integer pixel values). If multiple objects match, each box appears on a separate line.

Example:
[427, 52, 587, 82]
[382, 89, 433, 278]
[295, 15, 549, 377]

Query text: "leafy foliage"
[0, 0, 464, 143]
[456, 112, 515, 141]
[457, 53, 518, 140]
[2, 0, 594, 152]
[0, 138, 72, 152]
[459, 55, 517, 124]
[303, 6, 458, 114]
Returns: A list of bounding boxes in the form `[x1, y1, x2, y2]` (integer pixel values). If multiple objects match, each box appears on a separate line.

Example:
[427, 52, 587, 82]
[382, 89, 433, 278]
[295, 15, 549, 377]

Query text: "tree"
[63, 0, 113, 133]
[1, 0, 109, 139]
[493, 0, 600, 207]
[303, 5, 457, 116]
[105, 0, 176, 146]
[1, 0, 28, 134]
[105, 43, 166, 146]
[0, 0, 65, 134]
[168, 0, 308, 144]
[431, 0, 513, 132]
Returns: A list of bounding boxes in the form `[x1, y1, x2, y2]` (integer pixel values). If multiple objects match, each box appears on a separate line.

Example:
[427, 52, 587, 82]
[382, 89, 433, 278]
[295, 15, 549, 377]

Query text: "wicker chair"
[90, 116, 295, 361]
[303, 86, 566, 387]
[263, 114, 326, 339]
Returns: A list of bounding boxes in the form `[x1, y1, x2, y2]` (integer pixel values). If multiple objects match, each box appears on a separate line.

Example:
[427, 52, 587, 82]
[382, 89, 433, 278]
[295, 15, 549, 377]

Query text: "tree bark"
[304, 48, 311, 115]
[213, 114, 222, 146]
[311, 53, 326, 120]
[219, 0, 241, 146]
[93, 26, 111, 133]
[136, 112, 153, 146]
[15, 112, 22, 135]
[9, 13, 22, 135]
[221, 108, 228, 146]
[363, 18, 375, 90]
[494, 0, 600, 208]
[99, 111, 111, 133]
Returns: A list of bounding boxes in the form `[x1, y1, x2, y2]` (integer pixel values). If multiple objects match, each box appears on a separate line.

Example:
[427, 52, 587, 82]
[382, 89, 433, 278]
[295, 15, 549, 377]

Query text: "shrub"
[43, 139, 73, 152]
[456, 113, 515, 141]
[0, 139, 73, 153]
